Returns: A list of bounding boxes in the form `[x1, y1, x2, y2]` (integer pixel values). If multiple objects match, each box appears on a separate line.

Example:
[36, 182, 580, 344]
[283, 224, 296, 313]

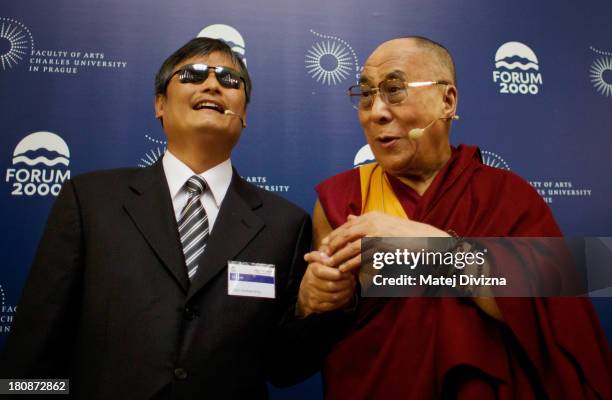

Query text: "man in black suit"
[1, 38, 337, 399]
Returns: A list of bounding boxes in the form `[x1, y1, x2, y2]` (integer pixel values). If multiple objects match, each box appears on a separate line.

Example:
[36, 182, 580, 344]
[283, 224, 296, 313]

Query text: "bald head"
[368, 37, 456, 85]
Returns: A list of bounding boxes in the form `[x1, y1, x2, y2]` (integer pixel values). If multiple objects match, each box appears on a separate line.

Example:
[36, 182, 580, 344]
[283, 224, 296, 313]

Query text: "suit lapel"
[187, 171, 264, 300]
[123, 161, 190, 292]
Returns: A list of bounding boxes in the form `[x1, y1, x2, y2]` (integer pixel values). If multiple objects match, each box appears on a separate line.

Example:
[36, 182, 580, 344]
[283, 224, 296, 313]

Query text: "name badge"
[228, 261, 275, 299]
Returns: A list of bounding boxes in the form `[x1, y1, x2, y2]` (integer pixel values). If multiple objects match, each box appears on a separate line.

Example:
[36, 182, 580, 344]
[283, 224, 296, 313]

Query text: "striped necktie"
[178, 175, 209, 281]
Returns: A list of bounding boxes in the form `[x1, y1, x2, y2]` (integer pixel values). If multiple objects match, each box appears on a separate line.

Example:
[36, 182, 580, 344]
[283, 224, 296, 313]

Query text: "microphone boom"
[408, 115, 459, 139]
[224, 110, 247, 128]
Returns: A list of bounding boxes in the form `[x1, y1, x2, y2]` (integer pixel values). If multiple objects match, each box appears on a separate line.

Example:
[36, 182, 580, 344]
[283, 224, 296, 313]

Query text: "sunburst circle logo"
[138, 134, 167, 168]
[589, 47, 612, 98]
[305, 30, 359, 86]
[481, 150, 510, 170]
[0, 17, 34, 70]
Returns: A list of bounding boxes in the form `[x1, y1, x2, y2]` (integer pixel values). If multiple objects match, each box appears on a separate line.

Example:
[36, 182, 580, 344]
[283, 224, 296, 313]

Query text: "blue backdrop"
[1, 1, 611, 397]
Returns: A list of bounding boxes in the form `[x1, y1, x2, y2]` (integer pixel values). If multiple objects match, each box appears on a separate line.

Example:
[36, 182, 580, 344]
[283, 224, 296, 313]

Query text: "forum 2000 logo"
[5, 131, 71, 197]
[493, 41, 543, 95]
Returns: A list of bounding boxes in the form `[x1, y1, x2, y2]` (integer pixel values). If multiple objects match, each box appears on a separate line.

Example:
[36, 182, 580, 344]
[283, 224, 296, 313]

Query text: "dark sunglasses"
[167, 63, 245, 90]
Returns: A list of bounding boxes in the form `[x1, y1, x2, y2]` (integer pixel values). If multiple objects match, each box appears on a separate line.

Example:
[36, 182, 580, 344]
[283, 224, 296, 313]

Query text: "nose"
[369, 91, 392, 125]
[198, 70, 222, 93]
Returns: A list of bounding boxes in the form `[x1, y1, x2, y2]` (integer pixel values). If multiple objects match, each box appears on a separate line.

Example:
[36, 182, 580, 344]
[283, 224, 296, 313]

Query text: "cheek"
[357, 110, 370, 127]
[362, 129, 378, 149]
[412, 96, 441, 118]
[166, 85, 192, 107]
[358, 111, 381, 143]
[232, 93, 247, 112]
[394, 108, 424, 128]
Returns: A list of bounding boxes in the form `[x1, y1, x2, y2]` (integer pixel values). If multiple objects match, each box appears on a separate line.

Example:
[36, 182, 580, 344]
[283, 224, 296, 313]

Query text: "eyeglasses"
[166, 63, 246, 90]
[347, 79, 450, 110]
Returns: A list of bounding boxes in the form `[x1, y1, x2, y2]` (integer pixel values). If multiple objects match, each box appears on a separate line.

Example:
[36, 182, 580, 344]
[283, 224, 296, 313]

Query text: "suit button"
[174, 368, 188, 380]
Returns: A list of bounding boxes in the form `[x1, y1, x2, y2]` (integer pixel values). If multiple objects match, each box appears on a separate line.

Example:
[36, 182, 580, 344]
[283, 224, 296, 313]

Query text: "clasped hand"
[297, 212, 449, 317]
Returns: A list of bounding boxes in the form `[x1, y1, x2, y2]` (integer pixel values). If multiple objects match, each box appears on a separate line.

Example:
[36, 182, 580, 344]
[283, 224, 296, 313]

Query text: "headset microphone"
[224, 109, 247, 128]
[408, 115, 459, 139]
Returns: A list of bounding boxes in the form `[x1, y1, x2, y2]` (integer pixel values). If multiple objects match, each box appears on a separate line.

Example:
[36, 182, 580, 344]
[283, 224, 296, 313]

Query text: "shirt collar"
[162, 150, 233, 207]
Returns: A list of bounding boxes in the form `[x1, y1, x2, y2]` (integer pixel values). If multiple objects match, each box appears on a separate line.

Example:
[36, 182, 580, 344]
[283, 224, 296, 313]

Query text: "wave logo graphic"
[306, 30, 359, 86]
[13, 132, 70, 167]
[0, 17, 34, 70]
[138, 134, 167, 168]
[353, 144, 375, 167]
[6, 131, 70, 196]
[493, 42, 542, 95]
[198, 24, 246, 65]
[481, 150, 510, 171]
[12, 131, 70, 167]
[495, 42, 539, 71]
[589, 46, 612, 98]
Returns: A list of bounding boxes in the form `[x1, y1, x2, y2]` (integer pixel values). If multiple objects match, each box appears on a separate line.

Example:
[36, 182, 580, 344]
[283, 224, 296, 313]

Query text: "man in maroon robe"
[296, 37, 611, 399]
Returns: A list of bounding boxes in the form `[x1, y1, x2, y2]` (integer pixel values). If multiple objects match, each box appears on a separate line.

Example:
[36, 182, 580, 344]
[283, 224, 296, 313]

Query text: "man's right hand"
[296, 251, 357, 318]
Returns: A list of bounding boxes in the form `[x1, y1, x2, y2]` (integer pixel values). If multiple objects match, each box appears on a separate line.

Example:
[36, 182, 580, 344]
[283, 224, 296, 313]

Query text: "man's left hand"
[321, 212, 449, 272]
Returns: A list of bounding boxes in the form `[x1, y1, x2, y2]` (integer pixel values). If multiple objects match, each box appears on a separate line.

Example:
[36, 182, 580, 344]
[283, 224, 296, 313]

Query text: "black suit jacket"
[1, 161, 342, 399]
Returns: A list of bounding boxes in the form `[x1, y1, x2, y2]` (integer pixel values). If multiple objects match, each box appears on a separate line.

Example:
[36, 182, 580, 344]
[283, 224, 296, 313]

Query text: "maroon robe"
[316, 145, 611, 399]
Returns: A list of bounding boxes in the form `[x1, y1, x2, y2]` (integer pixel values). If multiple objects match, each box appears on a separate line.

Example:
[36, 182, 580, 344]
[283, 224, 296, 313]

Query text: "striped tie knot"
[185, 175, 206, 196]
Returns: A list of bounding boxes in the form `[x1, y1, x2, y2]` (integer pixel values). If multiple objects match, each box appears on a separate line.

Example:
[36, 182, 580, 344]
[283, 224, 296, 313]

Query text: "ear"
[154, 95, 165, 120]
[442, 84, 458, 119]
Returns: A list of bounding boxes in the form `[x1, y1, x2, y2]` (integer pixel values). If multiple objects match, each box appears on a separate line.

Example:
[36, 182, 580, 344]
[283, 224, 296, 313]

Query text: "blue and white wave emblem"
[12, 132, 70, 167]
[494, 42, 539, 71]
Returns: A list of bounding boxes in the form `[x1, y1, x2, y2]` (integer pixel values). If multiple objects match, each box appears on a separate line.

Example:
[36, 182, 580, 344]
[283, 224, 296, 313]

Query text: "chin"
[372, 144, 413, 166]
[192, 121, 228, 133]
[378, 154, 418, 175]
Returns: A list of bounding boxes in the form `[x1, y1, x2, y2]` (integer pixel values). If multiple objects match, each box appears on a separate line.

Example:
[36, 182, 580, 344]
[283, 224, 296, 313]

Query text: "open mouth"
[377, 136, 400, 144]
[193, 101, 225, 114]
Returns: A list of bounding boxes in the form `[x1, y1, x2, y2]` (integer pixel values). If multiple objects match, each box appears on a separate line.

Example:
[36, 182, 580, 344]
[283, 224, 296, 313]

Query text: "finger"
[318, 243, 331, 255]
[329, 240, 361, 267]
[320, 277, 355, 293]
[304, 251, 317, 262]
[312, 288, 355, 307]
[311, 263, 343, 281]
[328, 289, 356, 305]
[321, 216, 360, 247]
[306, 271, 353, 292]
[338, 254, 361, 273]
[327, 224, 366, 256]
[304, 251, 331, 264]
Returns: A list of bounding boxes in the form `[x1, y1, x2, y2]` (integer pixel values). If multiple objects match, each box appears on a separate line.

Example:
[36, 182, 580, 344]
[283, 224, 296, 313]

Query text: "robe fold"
[316, 144, 611, 399]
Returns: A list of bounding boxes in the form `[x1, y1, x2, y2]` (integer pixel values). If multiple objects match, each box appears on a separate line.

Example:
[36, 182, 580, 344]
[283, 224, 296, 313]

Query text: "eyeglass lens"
[350, 79, 408, 109]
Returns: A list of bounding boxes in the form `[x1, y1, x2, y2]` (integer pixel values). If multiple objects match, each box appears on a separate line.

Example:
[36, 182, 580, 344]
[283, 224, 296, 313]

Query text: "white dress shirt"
[162, 151, 232, 232]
